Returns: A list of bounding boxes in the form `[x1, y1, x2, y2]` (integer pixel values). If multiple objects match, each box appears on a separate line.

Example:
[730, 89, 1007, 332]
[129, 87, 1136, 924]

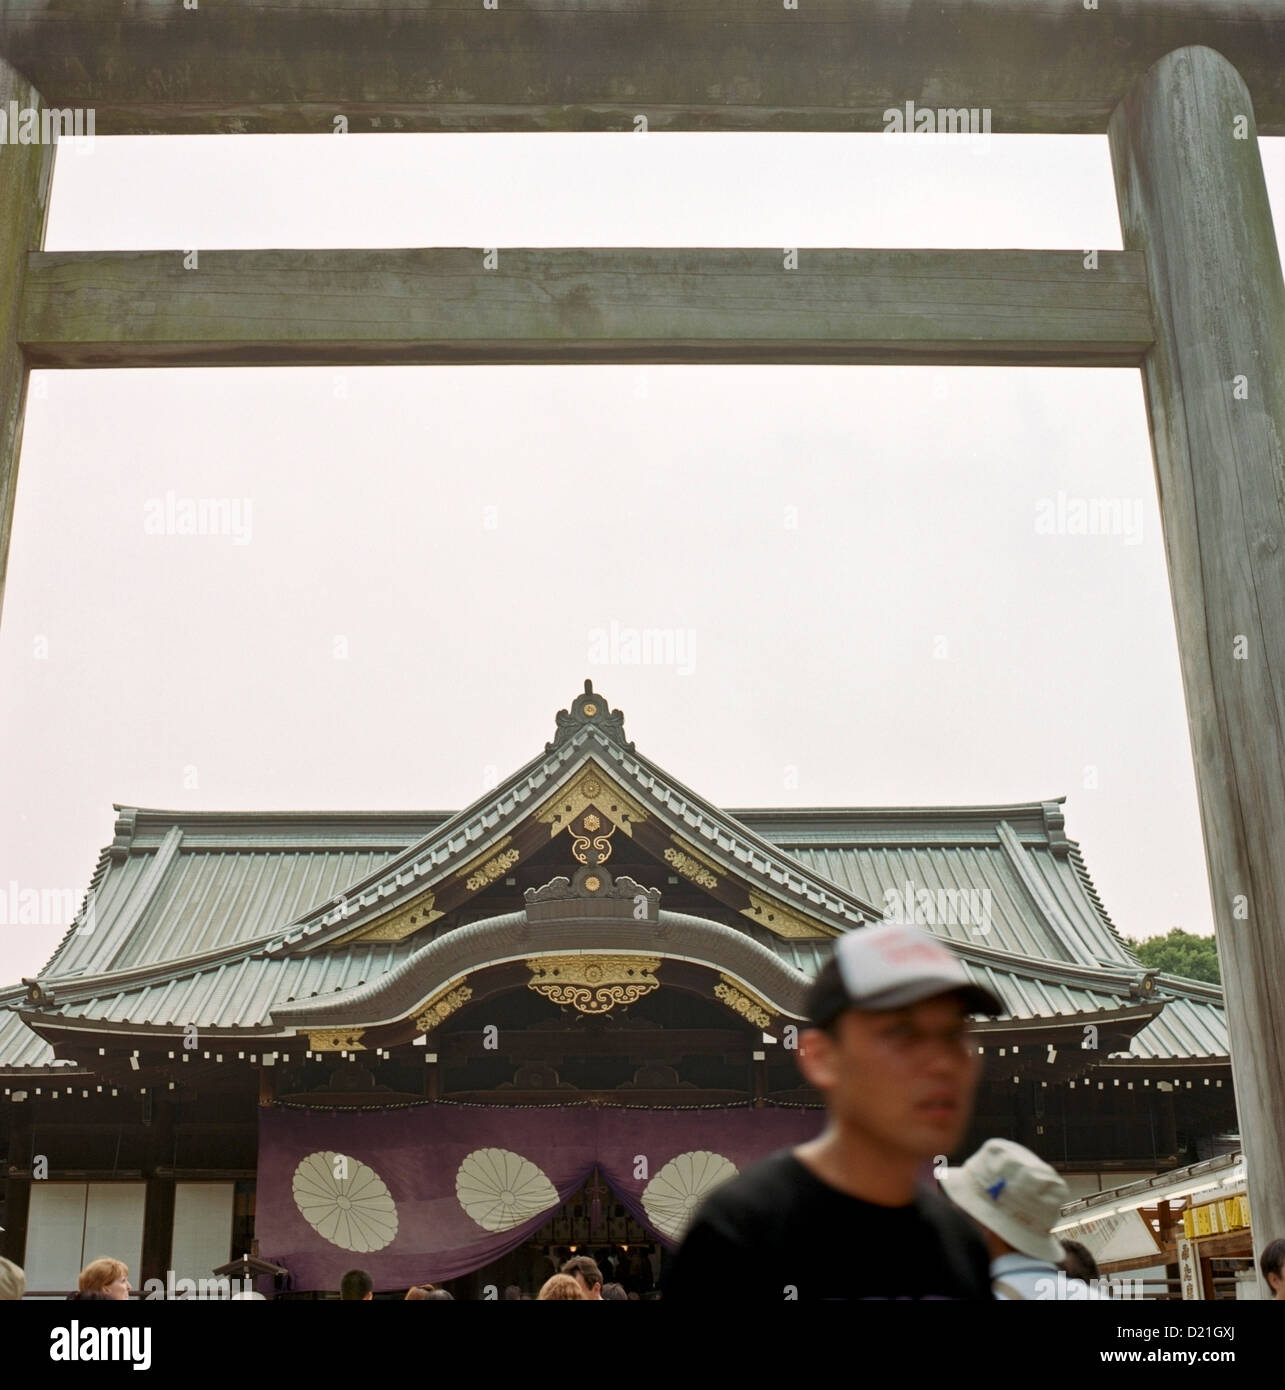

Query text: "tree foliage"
[1133, 927, 1221, 984]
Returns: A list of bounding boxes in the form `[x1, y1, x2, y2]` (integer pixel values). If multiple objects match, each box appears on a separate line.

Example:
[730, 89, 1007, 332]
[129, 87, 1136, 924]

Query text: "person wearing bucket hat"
[664, 921, 1003, 1301]
[939, 1139, 1103, 1299]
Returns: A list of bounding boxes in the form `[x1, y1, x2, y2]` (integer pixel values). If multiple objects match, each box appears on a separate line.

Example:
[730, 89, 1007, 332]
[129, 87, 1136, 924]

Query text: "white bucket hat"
[939, 1138, 1068, 1262]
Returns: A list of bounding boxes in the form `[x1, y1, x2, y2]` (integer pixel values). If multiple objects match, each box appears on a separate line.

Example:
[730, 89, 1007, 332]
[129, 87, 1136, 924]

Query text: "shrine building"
[0, 683, 1232, 1295]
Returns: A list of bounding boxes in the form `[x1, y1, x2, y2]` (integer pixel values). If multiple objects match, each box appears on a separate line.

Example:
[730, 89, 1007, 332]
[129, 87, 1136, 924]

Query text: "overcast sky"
[1, 131, 1282, 985]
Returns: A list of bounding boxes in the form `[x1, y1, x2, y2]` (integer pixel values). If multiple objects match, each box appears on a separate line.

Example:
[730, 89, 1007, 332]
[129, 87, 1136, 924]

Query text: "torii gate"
[1, 0, 1282, 1292]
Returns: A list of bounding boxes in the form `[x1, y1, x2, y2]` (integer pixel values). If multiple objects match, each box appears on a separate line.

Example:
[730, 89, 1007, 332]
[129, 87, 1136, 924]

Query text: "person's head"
[798, 924, 999, 1161]
[0, 1256, 25, 1301]
[340, 1268, 374, 1301]
[538, 1273, 585, 1301]
[78, 1258, 130, 1300]
[423, 1289, 454, 1300]
[560, 1255, 603, 1299]
[404, 1284, 433, 1300]
[939, 1139, 1069, 1263]
[1260, 1238, 1285, 1299]
[1060, 1238, 1099, 1282]
[503, 1284, 522, 1301]
[600, 1281, 628, 1301]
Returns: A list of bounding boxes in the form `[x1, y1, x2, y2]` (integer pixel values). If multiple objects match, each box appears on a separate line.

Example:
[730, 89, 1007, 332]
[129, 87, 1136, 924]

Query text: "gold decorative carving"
[741, 889, 836, 940]
[663, 845, 719, 890]
[465, 849, 519, 892]
[454, 837, 520, 892]
[526, 955, 661, 1015]
[582, 703, 598, 716]
[714, 976, 776, 1029]
[414, 983, 474, 1033]
[532, 765, 649, 838]
[308, 1029, 366, 1053]
[571, 818, 617, 866]
[337, 886, 442, 944]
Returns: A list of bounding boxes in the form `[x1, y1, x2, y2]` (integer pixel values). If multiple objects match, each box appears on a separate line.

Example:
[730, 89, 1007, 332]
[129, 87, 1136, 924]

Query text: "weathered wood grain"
[0, 0, 1283, 135]
[1110, 45, 1285, 1291]
[19, 248, 1153, 368]
[0, 55, 52, 618]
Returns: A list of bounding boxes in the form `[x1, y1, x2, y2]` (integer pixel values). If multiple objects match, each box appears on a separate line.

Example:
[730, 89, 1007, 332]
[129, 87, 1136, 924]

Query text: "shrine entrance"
[450, 1172, 660, 1300]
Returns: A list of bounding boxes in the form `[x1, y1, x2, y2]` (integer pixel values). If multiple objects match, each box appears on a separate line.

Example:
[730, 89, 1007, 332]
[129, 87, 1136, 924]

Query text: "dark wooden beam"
[0, 1096, 32, 1266]
[19, 248, 1154, 370]
[1103, 1229, 1253, 1274]
[0, 1, 1283, 135]
[140, 1098, 175, 1288]
[443, 1088, 750, 1105]
[439, 1028, 753, 1060]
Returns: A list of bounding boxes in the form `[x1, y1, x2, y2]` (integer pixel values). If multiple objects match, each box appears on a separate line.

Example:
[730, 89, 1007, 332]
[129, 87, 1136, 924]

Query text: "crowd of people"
[2, 1237, 1283, 1302]
[340, 1255, 634, 1300]
[2, 924, 1281, 1304]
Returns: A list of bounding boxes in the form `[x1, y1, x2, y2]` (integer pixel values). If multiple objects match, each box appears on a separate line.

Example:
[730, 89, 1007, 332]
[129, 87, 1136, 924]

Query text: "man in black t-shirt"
[663, 921, 1003, 1301]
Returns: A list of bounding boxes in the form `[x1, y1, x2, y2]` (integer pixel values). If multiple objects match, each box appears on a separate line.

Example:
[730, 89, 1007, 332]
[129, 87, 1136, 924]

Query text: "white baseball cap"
[938, 1138, 1069, 1262]
[807, 920, 1003, 1024]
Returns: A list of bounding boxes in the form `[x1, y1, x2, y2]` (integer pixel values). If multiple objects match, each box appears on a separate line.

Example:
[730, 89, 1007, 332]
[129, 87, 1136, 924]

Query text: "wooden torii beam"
[0, 0, 1282, 135]
[0, 2, 1283, 1296]
[19, 249, 1152, 370]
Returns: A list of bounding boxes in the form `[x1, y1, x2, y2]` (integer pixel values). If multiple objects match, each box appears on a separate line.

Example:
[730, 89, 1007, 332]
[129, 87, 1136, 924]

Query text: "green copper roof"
[0, 682, 1227, 1070]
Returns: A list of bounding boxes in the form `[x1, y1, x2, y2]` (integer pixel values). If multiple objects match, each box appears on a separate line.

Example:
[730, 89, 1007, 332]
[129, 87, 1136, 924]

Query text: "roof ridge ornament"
[1042, 801, 1070, 857]
[22, 978, 54, 1008]
[1128, 971, 1160, 1000]
[547, 679, 633, 751]
[525, 861, 661, 922]
[108, 808, 138, 864]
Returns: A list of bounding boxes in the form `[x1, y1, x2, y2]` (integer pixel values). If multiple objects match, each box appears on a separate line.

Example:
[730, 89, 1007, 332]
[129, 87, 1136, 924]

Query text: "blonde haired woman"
[73, 1258, 130, 1300]
[537, 1273, 584, 1300]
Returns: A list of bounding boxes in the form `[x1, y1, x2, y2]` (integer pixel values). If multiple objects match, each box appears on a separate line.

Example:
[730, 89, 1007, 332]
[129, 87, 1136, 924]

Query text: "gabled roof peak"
[547, 679, 633, 752]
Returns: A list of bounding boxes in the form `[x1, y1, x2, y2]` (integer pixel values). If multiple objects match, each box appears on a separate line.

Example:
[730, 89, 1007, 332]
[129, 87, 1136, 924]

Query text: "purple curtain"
[257, 1103, 820, 1291]
[594, 1107, 824, 1244]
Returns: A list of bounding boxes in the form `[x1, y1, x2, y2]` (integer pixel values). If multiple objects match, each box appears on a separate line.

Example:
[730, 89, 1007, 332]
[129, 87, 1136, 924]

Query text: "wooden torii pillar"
[0, 53, 52, 618]
[1110, 47, 1285, 1289]
[0, 0, 1283, 1293]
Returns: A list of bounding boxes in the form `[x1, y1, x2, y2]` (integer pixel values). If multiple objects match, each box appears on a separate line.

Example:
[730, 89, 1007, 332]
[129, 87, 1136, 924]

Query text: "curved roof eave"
[270, 907, 816, 1030]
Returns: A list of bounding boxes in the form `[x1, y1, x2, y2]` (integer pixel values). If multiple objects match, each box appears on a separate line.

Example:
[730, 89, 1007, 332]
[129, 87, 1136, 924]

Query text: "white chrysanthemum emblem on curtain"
[456, 1147, 559, 1232]
[291, 1150, 399, 1253]
[642, 1150, 738, 1239]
